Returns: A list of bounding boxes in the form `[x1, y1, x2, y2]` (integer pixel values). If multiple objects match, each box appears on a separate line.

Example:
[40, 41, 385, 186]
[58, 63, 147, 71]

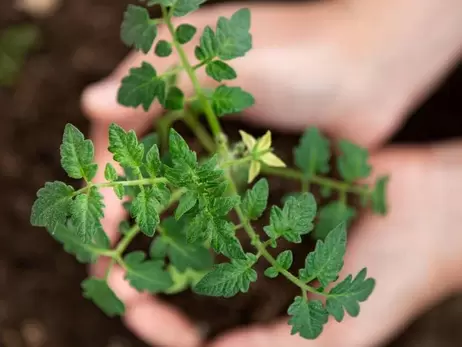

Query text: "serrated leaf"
[264, 267, 278, 278]
[326, 268, 375, 322]
[314, 202, 356, 240]
[276, 250, 293, 270]
[288, 297, 328, 339]
[70, 187, 105, 242]
[294, 127, 330, 175]
[216, 8, 252, 60]
[131, 187, 160, 236]
[210, 220, 245, 260]
[337, 140, 371, 182]
[168, 128, 197, 167]
[155, 40, 172, 57]
[118, 62, 166, 111]
[172, 0, 207, 16]
[193, 257, 257, 297]
[211, 85, 254, 117]
[205, 60, 237, 82]
[104, 163, 118, 181]
[121, 5, 157, 53]
[30, 181, 74, 231]
[163, 86, 184, 110]
[82, 278, 125, 317]
[195, 26, 217, 61]
[300, 223, 346, 286]
[108, 123, 144, 168]
[176, 24, 197, 44]
[264, 193, 316, 243]
[51, 223, 109, 264]
[242, 178, 269, 220]
[60, 124, 97, 181]
[175, 191, 197, 220]
[209, 196, 240, 217]
[145, 144, 162, 178]
[371, 175, 389, 215]
[124, 251, 173, 293]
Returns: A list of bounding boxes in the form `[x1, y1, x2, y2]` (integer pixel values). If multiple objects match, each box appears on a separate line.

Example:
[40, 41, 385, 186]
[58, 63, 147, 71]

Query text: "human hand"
[207, 140, 462, 347]
[80, 2, 462, 346]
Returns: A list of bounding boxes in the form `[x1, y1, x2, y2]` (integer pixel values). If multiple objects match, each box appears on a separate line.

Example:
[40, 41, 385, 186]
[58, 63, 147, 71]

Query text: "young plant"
[30, 0, 389, 340]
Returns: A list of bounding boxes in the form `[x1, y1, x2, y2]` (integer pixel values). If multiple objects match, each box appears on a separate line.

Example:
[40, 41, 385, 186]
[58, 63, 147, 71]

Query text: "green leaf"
[326, 268, 375, 322]
[337, 140, 371, 182]
[60, 124, 97, 181]
[211, 85, 254, 117]
[104, 163, 118, 181]
[294, 127, 330, 175]
[210, 220, 246, 260]
[70, 187, 105, 242]
[314, 202, 356, 240]
[164, 86, 184, 110]
[371, 176, 389, 215]
[160, 217, 213, 272]
[155, 40, 172, 57]
[172, 0, 207, 17]
[216, 8, 252, 60]
[124, 251, 173, 293]
[150, 237, 168, 258]
[209, 196, 240, 217]
[288, 297, 328, 339]
[118, 62, 166, 111]
[175, 191, 197, 220]
[121, 5, 157, 53]
[193, 256, 257, 297]
[145, 144, 162, 178]
[108, 123, 144, 169]
[264, 193, 316, 243]
[242, 178, 269, 220]
[82, 278, 125, 317]
[264, 267, 278, 278]
[168, 128, 197, 167]
[113, 184, 125, 200]
[131, 187, 160, 236]
[276, 250, 293, 270]
[205, 61, 237, 82]
[195, 26, 218, 61]
[145, 0, 175, 6]
[300, 223, 346, 287]
[30, 181, 74, 231]
[176, 24, 197, 44]
[51, 223, 109, 264]
[0, 24, 40, 87]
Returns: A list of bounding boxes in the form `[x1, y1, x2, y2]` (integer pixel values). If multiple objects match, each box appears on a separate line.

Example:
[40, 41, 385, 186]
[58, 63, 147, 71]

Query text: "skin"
[80, 0, 462, 346]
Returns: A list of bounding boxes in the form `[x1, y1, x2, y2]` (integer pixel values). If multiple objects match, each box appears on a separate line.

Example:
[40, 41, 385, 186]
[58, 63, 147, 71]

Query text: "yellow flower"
[239, 130, 287, 183]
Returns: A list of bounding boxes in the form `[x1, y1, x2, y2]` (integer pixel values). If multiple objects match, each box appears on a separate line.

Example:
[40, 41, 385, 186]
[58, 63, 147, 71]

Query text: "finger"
[108, 266, 202, 347]
[209, 144, 462, 347]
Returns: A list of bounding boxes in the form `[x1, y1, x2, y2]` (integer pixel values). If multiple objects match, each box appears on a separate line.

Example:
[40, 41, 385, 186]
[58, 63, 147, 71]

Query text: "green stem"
[261, 166, 369, 196]
[74, 177, 169, 197]
[182, 110, 216, 153]
[226, 174, 324, 297]
[162, 6, 223, 139]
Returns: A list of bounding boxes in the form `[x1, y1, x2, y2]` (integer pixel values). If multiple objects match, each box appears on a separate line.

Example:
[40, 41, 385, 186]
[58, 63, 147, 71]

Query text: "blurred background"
[0, 0, 461, 346]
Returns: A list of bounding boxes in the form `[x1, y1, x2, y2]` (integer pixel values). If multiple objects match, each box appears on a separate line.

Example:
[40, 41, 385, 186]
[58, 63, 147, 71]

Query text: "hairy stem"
[162, 6, 223, 139]
[74, 177, 169, 197]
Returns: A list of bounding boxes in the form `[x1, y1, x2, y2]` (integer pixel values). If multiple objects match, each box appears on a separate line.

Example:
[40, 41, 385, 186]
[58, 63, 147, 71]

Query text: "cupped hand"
[80, 2, 462, 347]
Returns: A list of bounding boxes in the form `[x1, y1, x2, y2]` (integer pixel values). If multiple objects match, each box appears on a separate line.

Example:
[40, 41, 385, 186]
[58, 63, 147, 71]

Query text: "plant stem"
[261, 166, 369, 196]
[182, 110, 216, 153]
[74, 177, 169, 196]
[162, 6, 223, 139]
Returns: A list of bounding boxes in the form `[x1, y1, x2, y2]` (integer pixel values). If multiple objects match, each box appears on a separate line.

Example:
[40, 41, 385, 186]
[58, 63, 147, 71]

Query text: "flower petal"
[261, 153, 286, 167]
[248, 161, 261, 183]
[239, 130, 257, 151]
[256, 131, 272, 152]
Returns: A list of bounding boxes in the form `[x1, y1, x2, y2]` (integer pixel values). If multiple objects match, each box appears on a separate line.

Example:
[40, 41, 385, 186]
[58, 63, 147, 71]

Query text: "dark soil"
[1, 0, 461, 346]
